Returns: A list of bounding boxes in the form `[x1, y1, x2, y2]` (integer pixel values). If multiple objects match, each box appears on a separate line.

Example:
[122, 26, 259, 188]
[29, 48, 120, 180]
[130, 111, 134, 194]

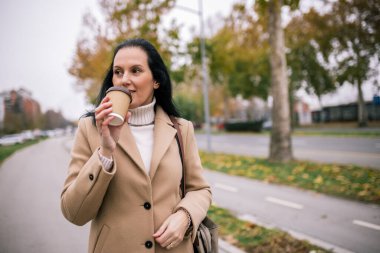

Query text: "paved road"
[196, 134, 380, 169]
[0, 137, 89, 253]
[205, 170, 380, 253]
[0, 137, 242, 253]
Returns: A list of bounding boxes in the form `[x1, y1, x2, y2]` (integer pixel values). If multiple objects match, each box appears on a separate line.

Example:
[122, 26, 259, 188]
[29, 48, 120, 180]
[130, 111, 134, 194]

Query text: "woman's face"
[112, 47, 158, 109]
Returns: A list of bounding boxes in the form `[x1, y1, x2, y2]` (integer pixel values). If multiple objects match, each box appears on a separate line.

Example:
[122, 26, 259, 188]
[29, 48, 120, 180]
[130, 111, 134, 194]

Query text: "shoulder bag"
[170, 116, 219, 253]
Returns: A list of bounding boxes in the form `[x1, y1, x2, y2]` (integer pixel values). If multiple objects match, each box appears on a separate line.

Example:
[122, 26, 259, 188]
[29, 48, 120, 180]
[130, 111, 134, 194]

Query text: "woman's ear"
[153, 81, 160, 89]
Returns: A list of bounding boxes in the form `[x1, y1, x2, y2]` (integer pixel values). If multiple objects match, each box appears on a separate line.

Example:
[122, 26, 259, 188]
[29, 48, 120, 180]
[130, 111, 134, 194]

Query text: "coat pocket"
[94, 224, 110, 253]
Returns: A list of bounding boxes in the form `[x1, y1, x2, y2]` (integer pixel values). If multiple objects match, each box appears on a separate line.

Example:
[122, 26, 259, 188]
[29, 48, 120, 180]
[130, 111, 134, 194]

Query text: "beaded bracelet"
[178, 207, 192, 230]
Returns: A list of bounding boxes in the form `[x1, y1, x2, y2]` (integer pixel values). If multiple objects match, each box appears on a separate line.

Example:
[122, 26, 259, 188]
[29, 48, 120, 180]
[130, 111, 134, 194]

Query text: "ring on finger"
[168, 242, 174, 249]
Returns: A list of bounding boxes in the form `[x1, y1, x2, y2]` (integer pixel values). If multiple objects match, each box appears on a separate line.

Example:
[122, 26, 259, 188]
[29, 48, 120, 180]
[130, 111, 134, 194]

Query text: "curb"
[219, 239, 246, 253]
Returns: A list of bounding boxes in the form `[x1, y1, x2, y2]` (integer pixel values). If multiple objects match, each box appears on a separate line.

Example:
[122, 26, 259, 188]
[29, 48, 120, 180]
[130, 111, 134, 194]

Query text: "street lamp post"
[176, 0, 212, 152]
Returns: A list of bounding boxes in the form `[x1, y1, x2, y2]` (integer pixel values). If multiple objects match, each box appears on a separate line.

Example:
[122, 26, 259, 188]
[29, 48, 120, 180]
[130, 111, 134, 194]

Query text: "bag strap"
[170, 116, 209, 248]
[169, 116, 186, 198]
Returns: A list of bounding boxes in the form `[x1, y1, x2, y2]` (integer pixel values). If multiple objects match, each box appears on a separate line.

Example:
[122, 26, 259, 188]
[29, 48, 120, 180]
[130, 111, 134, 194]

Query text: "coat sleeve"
[174, 120, 212, 241]
[60, 118, 117, 226]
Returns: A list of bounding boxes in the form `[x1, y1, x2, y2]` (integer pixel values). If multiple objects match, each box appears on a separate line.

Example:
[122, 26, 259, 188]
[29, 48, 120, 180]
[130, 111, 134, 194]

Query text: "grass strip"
[208, 205, 331, 253]
[200, 151, 380, 204]
[292, 130, 380, 137]
[0, 138, 45, 164]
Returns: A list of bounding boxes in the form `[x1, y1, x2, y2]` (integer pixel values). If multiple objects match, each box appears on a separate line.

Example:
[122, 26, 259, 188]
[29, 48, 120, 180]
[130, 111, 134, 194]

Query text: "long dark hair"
[84, 38, 180, 122]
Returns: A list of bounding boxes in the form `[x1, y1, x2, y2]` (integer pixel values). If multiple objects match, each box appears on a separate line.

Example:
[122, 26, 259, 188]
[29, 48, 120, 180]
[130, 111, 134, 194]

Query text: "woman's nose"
[122, 73, 131, 86]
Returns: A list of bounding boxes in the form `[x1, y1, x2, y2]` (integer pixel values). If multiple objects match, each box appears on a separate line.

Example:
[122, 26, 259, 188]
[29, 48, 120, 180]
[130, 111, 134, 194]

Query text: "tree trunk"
[268, 0, 293, 162]
[357, 80, 368, 127]
[223, 81, 230, 121]
[354, 13, 368, 128]
[318, 96, 325, 123]
[289, 82, 297, 130]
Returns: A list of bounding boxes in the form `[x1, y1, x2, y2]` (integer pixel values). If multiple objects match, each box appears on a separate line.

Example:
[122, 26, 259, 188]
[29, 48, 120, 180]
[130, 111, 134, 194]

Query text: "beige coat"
[61, 107, 212, 253]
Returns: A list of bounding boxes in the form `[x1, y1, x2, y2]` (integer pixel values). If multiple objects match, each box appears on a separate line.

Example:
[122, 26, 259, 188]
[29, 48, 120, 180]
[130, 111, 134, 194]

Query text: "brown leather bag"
[170, 116, 219, 253]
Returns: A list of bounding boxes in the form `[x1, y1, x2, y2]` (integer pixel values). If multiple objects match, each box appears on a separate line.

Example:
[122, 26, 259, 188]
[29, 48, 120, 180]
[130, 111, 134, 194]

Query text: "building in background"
[311, 101, 380, 123]
[294, 99, 312, 126]
[18, 88, 43, 129]
[1, 88, 43, 134]
[0, 91, 5, 129]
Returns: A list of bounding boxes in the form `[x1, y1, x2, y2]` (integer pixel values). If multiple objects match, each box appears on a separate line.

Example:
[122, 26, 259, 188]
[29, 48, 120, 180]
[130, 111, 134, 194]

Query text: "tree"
[315, 0, 380, 127]
[43, 110, 69, 130]
[214, 3, 270, 100]
[69, 0, 178, 104]
[267, 0, 293, 161]
[256, 0, 299, 162]
[195, 3, 271, 120]
[286, 8, 335, 124]
[173, 93, 203, 123]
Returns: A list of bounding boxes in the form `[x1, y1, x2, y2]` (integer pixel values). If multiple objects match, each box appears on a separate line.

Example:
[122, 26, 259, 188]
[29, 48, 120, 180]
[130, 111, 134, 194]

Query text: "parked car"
[0, 134, 25, 146]
[262, 120, 272, 130]
[21, 130, 35, 141]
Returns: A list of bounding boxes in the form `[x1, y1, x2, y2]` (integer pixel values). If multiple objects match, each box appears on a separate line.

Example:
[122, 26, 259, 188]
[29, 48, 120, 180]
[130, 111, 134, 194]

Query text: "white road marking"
[214, 183, 238, 193]
[353, 219, 380, 231]
[265, 196, 304, 210]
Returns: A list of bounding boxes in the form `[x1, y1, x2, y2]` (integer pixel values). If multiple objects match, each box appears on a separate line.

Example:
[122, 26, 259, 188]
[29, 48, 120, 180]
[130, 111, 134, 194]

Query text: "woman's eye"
[132, 67, 142, 74]
[114, 70, 122, 76]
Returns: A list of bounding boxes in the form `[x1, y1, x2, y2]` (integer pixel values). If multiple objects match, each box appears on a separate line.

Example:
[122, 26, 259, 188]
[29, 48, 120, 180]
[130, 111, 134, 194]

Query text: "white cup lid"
[108, 113, 124, 126]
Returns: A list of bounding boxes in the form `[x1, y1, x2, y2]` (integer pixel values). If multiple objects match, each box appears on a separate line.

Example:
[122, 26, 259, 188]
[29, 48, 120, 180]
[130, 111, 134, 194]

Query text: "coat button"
[145, 240, 153, 249]
[89, 174, 94, 180]
[143, 202, 151, 210]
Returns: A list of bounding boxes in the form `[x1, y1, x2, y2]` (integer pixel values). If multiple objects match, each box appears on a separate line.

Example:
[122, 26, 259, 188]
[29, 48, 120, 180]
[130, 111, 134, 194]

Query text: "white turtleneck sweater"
[128, 98, 156, 173]
[99, 98, 156, 174]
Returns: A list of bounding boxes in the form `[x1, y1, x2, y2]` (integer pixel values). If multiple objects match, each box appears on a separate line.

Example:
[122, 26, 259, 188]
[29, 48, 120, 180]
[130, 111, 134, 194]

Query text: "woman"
[61, 38, 212, 253]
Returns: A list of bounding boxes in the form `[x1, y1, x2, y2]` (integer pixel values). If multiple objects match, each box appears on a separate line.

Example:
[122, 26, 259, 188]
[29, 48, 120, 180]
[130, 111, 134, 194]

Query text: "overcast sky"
[0, 0, 377, 120]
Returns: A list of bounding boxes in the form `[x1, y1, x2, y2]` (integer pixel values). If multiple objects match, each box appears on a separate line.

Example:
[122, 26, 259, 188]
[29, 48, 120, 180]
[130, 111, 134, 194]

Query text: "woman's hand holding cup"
[95, 86, 132, 158]
[95, 96, 128, 158]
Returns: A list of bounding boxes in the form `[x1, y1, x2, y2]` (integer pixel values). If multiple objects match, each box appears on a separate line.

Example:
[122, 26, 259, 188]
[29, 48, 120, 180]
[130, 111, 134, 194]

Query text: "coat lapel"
[117, 123, 146, 172]
[149, 107, 177, 179]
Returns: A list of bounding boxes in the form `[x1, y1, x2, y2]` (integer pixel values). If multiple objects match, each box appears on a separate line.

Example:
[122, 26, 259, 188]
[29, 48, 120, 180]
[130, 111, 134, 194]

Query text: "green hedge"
[224, 120, 263, 132]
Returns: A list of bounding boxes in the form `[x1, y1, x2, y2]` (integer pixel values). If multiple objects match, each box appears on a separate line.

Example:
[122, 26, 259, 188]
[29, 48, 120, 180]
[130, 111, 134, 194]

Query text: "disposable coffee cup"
[105, 86, 132, 126]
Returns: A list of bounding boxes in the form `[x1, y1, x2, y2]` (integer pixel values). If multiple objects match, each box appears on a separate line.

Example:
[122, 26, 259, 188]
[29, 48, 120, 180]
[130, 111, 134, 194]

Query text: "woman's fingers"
[95, 107, 113, 121]
[167, 241, 178, 250]
[102, 115, 114, 126]
[94, 96, 120, 155]
[153, 219, 168, 238]
[95, 101, 112, 115]
[100, 96, 110, 104]
[153, 214, 186, 249]
[95, 101, 113, 129]
[153, 220, 174, 248]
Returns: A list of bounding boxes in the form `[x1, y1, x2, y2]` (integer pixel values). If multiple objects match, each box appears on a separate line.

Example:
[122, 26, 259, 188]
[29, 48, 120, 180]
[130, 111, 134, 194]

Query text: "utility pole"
[198, 0, 211, 151]
[176, 0, 212, 151]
